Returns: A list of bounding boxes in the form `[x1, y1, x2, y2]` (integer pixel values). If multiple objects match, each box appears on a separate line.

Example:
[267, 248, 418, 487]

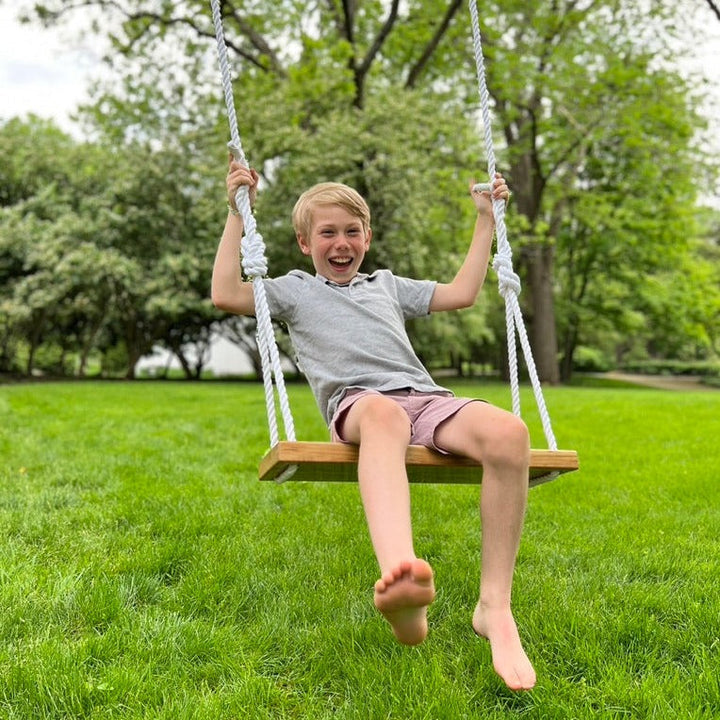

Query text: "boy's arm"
[429, 174, 508, 312]
[211, 211, 256, 315]
[211, 162, 258, 316]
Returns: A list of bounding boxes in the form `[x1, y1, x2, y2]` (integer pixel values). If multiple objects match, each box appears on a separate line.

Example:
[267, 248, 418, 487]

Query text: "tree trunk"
[560, 320, 578, 383]
[26, 312, 45, 376]
[175, 348, 193, 379]
[78, 319, 104, 377]
[124, 355, 138, 379]
[525, 243, 560, 384]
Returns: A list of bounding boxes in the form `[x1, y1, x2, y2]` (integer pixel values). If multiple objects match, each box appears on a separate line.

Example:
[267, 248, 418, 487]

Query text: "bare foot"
[473, 603, 536, 691]
[373, 559, 436, 646]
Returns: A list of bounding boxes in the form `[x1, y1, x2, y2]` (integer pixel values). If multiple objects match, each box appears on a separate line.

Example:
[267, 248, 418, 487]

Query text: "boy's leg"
[434, 402, 536, 690]
[340, 394, 435, 645]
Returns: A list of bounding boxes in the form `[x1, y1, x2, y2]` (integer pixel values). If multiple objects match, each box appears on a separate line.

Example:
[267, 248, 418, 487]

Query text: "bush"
[572, 346, 612, 373]
[619, 359, 720, 377]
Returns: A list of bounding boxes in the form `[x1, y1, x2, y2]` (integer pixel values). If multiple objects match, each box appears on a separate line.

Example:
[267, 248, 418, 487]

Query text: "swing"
[259, 442, 578, 487]
[209, 0, 579, 486]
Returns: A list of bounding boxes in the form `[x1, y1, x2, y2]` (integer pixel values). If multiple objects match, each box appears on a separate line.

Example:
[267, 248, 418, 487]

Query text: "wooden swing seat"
[259, 441, 578, 487]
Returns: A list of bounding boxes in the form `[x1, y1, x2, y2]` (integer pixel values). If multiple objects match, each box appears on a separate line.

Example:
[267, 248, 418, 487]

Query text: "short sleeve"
[391, 274, 437, 319]
[261, 271, 310, 323]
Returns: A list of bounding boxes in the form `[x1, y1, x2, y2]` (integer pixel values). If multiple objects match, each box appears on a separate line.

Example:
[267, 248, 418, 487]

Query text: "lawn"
[0, 380, 718, 719]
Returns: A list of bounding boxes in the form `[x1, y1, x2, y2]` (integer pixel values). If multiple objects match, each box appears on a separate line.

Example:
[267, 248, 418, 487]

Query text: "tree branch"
[32, 0, 285, 76]
[357, 0, 400, 77]
[223, 3, 286, 76]
[342, 0, 356, 44]
[349, 0, 400, 107]
[324, 0, 345, 37]
[405, 0, 464, 88]
[704, 0, 720, 20]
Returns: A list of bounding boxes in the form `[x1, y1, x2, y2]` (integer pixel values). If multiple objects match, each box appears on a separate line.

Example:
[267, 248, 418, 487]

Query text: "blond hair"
[292, 182, 371, 239]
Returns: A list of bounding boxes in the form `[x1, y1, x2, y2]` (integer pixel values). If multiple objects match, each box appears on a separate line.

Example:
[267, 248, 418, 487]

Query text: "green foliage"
[618, 359, 720, 377]
[571, 346, 612, 374]
[0, 115, 77, 207]
[453, 0, 717, 380]
[0, 116, 225, 377]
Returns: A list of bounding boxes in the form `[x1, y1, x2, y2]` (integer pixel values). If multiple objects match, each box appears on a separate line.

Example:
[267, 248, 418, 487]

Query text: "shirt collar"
[316, 272, 369, 287]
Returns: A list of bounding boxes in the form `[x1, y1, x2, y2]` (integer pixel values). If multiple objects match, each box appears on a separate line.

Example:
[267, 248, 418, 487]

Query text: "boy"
[212, 161, 535, 691]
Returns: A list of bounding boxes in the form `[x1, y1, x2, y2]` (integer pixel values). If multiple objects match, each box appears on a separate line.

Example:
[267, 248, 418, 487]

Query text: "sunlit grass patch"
[0, 380, 718, 718]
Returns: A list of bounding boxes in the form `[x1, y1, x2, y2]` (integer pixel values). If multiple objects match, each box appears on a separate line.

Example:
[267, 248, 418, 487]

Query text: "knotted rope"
[469, 0, 558, 451]
[210, 0, 296, 447]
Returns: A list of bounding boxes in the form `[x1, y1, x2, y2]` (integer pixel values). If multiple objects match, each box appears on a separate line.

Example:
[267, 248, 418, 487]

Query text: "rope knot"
[241, 228, 268, 278]
[492, 253, 521, 298]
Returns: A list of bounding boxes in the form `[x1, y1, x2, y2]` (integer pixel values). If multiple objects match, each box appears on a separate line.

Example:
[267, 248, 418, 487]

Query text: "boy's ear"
[297, 234, 312, 256]
[365, 227, 373, 249]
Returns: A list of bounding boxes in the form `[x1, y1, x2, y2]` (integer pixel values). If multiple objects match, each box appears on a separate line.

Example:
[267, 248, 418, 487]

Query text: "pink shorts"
[329, 388, 480, 455]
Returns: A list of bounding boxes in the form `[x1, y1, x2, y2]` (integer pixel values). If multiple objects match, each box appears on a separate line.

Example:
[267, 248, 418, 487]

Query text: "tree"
[0, 116, 225, 378]
[474, 0, 714, 381]
[85, 140, 223, 378]
[16, 0, 494, 375]
[0, 115, 78, 207]
[0, 117, 101, 374]
[551, 55, 705, 379]
[14, 0, 720, 380]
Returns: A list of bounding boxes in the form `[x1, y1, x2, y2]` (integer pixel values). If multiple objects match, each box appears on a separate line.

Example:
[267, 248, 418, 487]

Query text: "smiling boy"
[212, 161, 536, 691]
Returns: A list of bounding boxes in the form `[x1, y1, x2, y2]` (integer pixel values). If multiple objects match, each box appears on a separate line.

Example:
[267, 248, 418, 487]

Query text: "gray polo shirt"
[263, 269, 450, 425]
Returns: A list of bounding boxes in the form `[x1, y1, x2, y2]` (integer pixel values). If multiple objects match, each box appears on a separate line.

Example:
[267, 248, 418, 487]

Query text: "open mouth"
[329, 257, 353, 269]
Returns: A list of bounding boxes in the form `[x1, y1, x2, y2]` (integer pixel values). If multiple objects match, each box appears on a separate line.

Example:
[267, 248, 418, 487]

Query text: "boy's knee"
[356, 395, 410, 438]
[483, 414, 530, 470]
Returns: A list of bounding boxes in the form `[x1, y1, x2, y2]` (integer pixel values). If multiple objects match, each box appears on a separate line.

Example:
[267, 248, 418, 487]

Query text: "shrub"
[572, 346, 612, 373]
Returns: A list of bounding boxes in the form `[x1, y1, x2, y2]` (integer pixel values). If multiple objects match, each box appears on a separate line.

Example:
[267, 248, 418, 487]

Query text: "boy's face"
[297, 204, 372, 285]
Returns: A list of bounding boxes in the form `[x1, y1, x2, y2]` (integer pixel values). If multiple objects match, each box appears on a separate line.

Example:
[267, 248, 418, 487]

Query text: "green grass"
[0, 380, 718, 719]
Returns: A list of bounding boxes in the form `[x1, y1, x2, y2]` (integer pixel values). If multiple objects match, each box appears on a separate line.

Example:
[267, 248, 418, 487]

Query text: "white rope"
[468, 0, 557, 450]
[210, 0, 296, 445]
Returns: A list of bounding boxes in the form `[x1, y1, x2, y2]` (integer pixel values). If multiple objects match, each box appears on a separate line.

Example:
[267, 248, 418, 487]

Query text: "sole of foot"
[374, 558, 436, 646]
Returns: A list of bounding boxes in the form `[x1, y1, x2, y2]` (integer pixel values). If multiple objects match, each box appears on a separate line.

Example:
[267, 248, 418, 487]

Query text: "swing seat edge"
[258, 441, 578, 486]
